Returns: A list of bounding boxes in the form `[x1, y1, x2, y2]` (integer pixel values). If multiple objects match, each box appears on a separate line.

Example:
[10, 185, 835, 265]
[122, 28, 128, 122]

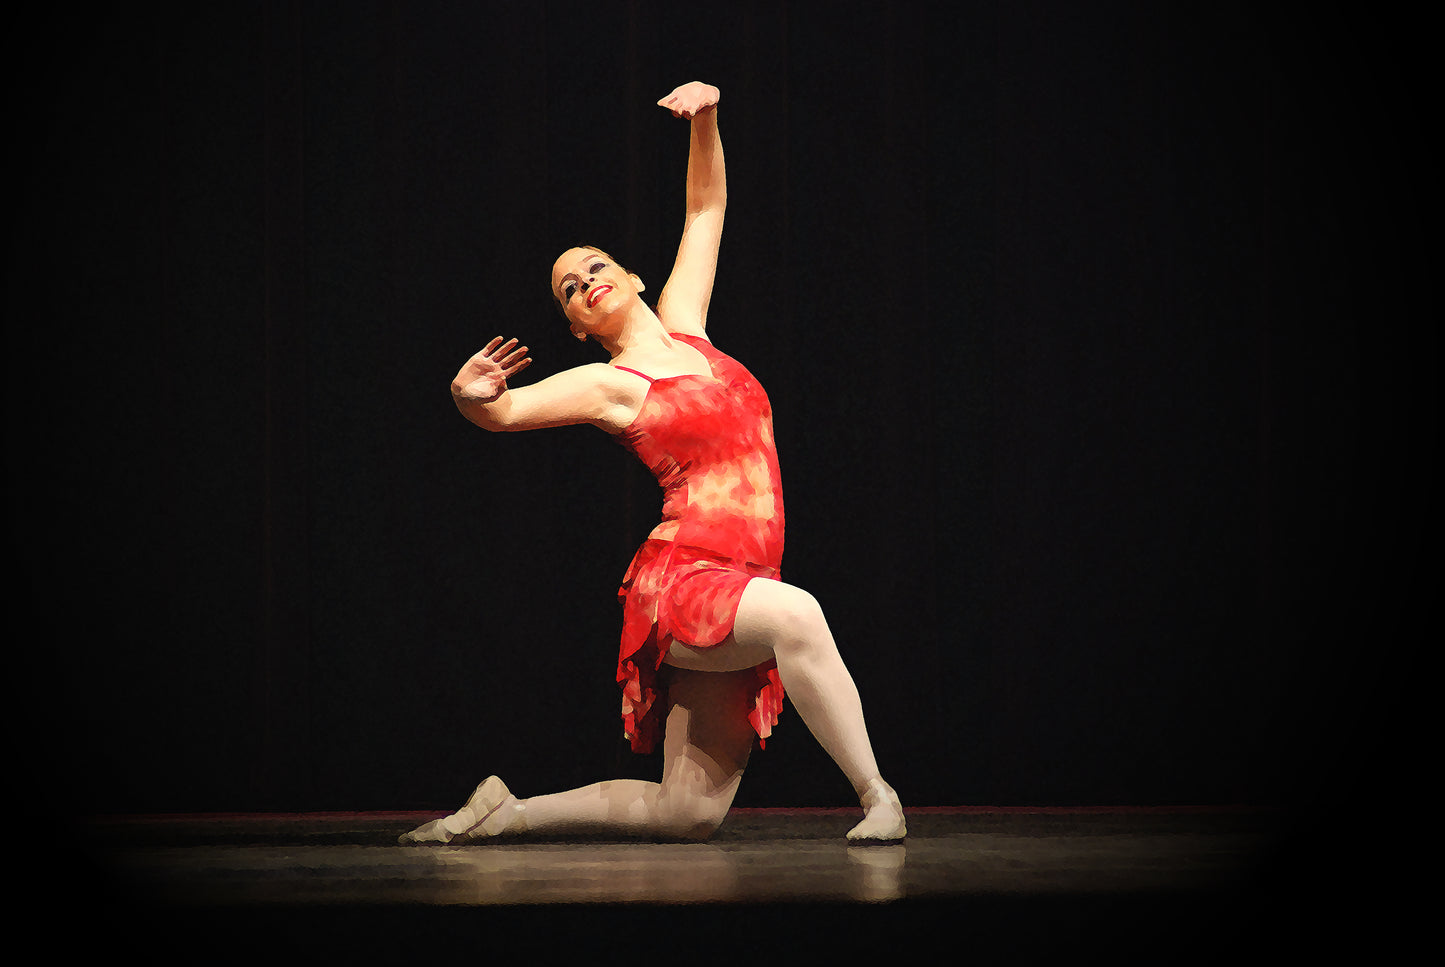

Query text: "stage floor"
[81, 806, 1324, 961]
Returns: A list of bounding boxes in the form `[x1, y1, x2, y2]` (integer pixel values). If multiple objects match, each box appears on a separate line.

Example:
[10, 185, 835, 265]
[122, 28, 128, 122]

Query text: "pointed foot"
[398, 775, 522, 845]
[397, 817, 453, 845]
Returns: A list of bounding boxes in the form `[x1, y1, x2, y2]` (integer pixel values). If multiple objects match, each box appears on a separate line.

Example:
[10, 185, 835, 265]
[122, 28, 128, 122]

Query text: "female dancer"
[401, 81, 905, 844]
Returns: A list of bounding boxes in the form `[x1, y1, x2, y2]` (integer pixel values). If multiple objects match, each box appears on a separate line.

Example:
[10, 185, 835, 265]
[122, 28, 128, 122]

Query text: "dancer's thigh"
[662, 577, 815, 672]
[658, 667, 757, 805]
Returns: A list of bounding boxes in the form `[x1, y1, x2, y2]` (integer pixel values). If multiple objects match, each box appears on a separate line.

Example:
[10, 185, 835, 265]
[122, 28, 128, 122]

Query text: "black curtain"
[13, 1, 1420, 814]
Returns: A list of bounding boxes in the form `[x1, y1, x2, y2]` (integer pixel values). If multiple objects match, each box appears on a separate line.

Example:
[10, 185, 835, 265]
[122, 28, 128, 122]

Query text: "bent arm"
[453, 360, 634, 433]
[656, 82, 725, 338]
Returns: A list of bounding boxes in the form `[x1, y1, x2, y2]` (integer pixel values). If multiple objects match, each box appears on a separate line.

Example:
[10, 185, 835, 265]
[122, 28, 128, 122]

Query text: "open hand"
[657, 81, 720, 119]
[455, 336, 531, 403]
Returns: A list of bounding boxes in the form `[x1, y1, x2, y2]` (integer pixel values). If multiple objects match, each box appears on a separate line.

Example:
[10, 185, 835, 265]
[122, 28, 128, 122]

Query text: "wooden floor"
[78, 806, 1331, 963]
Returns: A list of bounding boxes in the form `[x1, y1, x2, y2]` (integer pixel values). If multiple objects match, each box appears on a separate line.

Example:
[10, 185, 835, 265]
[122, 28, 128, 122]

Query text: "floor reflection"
[846, 844, 906, 902]
[95, 808, 1278, 909]
[415, 843, 743, 904]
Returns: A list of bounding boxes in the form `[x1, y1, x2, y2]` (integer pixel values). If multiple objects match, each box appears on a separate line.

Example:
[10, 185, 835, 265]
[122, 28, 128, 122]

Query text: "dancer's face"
[551, 247, 644, 330]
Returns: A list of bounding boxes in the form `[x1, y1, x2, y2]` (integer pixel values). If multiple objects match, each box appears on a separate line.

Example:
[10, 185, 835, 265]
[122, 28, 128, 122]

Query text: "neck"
[594, 302, 672, 358]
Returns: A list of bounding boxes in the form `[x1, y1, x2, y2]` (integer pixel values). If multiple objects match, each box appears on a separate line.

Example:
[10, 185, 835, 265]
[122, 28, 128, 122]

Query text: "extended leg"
[519, 666, 755, 839]
[401, 667, 756, 844]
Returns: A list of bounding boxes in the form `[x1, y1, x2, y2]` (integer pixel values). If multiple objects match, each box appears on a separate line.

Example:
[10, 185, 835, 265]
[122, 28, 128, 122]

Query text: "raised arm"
[451, 337, 635, 433]
[655, 81, 725, 338]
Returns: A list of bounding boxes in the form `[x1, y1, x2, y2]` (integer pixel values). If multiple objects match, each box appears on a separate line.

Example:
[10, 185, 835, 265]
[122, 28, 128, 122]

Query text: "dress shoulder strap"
[614, 365, 654, 383]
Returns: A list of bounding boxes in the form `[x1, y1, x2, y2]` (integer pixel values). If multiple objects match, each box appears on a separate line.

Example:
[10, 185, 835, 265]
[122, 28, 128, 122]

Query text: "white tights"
[514, 578, 904, 841]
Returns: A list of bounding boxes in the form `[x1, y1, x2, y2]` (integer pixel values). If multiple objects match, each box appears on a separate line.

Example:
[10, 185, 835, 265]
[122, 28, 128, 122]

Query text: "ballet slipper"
[451, 776, 528, 842]
[398, 775, 525, 845]
[846, 778, 907, 843]
[396, 816, 453, 845]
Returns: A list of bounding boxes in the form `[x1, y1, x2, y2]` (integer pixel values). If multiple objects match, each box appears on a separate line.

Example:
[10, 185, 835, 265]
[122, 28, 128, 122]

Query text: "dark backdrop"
[12, 2, 1421, 815]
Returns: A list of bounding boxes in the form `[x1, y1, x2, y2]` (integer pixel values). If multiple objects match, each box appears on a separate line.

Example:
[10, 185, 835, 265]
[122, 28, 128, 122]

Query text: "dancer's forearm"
[685, 105, 726, 217]
[451, 379, 515, 431]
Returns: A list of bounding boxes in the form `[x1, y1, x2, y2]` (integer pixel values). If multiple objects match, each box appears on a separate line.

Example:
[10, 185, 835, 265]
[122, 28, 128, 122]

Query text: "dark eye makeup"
[559, 259, 607, 302]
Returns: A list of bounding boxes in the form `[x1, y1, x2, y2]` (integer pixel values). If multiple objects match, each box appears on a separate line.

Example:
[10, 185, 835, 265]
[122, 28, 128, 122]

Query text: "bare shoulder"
[571, 361, 626, 382]
[585, 361, 653, 432]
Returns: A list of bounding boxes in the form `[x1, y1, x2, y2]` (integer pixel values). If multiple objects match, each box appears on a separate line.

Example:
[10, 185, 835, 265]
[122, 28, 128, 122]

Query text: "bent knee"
[742, 582, 830, 650]
[655, 796, 731, 841]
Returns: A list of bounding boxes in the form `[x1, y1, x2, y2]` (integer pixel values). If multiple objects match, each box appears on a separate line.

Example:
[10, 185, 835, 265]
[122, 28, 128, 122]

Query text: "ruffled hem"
[748, 663, 785, 748]
[616, 539, 785, 753]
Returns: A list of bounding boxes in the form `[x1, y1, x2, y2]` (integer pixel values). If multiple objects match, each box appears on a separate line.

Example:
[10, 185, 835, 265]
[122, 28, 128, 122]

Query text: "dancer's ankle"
[492, 798, 528, 836]
[857, 776, 897, 807]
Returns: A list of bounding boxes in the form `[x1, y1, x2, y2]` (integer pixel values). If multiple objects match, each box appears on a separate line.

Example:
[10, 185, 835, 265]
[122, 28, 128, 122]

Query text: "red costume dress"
[613, 332, 786, 753]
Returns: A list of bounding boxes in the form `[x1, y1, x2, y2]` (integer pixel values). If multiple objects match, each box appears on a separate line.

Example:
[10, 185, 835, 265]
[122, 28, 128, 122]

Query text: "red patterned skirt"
[616, 539, 786, 753]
